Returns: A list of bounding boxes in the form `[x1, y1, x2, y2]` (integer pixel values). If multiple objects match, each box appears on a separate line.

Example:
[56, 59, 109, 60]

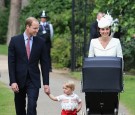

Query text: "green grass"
[70, 71, 82, 80]
[0, 44, 8, 55]
[70, 72, 135, 115]
[0, 82, 15, 115]
[120, 75, 135, 115]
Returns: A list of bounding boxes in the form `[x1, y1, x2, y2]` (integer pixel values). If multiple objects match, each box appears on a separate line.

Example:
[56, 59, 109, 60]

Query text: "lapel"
[16, 34, 29, 62]
[19, 34, 27, 57]
[96, 38, 115, 50]
[21, 34, 30, 61]
[19, 34, 39, 62]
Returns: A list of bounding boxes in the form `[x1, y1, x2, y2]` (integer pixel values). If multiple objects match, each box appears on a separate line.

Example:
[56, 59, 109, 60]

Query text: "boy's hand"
[44, 85, 50, 95]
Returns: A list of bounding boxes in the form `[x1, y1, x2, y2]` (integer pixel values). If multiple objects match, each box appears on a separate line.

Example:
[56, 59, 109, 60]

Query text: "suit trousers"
[14, 74, 39, 115]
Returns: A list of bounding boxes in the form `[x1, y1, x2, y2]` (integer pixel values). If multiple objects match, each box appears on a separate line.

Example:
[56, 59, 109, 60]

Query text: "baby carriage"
[82, 57, 123, 115]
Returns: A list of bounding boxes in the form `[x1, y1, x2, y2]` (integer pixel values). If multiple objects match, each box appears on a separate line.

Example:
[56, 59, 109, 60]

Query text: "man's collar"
[40, 21, 48, 26]
[23, 32, 33, 40]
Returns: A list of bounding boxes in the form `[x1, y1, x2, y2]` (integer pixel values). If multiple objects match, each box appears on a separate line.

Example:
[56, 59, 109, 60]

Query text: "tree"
[17, 0, 135, 70]
[0, 0, 5, 10]
[0, 0, 9, 44]
[6, 0, 22, 44]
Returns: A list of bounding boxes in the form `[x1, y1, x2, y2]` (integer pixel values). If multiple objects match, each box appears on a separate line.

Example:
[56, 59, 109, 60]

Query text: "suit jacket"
[87, 20, 100, 52]
[8, 34, 49, 88]
[90, 20, 99, 40]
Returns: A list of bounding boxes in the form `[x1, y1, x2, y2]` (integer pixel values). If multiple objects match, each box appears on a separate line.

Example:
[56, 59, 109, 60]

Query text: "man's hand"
[44, 85, 50, 95]
[11, 83, 19, 93]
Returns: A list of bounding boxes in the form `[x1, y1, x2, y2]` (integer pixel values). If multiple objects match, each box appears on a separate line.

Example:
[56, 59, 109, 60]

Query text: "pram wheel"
[114, 108, 118, 115]
[86, 108, 89, 115]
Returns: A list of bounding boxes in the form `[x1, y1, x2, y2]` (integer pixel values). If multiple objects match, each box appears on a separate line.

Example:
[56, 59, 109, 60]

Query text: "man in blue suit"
[8, 17, 50, 115]
[90, 12, 104, 40]
[87, 12, 104, 52]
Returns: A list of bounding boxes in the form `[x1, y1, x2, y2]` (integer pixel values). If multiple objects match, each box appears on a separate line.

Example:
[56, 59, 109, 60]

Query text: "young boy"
[48, 80, 82, 115]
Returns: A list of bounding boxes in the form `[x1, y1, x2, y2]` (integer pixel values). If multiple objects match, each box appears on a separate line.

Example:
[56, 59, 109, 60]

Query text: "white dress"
[88, 38, 123, 58]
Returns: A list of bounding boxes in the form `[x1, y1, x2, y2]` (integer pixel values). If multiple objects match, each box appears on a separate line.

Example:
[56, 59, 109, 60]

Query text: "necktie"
[26, 38, 30, 59]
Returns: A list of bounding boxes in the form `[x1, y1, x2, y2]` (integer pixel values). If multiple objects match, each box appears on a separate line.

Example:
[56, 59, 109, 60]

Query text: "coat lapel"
[19, 34, 27, 57]
[21, 34, 29, 61]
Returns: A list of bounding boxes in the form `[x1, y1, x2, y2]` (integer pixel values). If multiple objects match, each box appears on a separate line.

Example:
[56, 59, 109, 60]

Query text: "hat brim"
[40, 16, 48, 18]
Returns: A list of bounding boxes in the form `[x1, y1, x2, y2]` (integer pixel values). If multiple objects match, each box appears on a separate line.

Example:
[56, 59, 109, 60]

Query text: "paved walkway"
[0, 55, 130, 115]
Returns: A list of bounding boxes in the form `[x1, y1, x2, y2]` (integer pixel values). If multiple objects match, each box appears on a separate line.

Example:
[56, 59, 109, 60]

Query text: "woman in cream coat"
[88, 13, 123, 114]
[88, 14, 123, 58]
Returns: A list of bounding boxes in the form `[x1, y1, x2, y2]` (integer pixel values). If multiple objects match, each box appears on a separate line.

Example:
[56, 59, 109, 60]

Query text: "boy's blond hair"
[63, 81, 75, 91]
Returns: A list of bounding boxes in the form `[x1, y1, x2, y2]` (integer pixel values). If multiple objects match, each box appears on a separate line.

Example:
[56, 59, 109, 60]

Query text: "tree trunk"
[6, 0, 22, 44]
[0, 0, 5, 10]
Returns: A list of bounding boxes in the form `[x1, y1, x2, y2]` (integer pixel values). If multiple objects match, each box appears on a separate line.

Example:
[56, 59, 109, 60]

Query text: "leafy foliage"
[19, 0, 135, 70]
[122, 38, 135, 70]
[51, 34, 71, 67]
[0, 6, 10, 44]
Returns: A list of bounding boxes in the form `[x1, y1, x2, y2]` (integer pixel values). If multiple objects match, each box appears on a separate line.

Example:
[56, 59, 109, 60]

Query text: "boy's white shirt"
[56, 93, 81, 110]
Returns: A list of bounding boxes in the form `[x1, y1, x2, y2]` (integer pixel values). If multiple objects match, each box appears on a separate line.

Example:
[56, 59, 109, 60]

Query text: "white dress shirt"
[23, 32, 33, 51]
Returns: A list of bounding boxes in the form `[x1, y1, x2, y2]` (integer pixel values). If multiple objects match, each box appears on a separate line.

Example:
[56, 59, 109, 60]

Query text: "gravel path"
[0, 55, 131, 115]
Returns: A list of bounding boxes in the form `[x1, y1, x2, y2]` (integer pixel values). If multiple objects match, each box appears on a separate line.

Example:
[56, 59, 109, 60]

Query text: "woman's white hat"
[98, 12, 113, 28]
